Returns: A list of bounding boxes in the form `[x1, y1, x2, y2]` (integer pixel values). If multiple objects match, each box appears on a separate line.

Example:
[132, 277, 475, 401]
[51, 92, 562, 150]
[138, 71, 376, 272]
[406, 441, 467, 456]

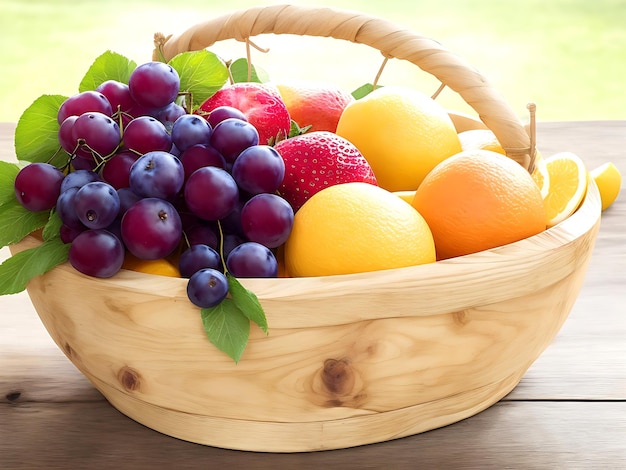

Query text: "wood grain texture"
[1, 120, 626, 463]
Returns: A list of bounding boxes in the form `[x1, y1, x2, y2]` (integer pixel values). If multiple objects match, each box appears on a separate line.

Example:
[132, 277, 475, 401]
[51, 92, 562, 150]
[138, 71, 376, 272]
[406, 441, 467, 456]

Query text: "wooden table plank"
[2, 401, 625, 469]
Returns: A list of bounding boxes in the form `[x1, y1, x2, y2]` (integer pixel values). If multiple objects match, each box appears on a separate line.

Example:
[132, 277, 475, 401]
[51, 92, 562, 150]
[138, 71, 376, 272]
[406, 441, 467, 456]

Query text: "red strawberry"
[197, 82, 291, 145]
[275, 131, 378, 211]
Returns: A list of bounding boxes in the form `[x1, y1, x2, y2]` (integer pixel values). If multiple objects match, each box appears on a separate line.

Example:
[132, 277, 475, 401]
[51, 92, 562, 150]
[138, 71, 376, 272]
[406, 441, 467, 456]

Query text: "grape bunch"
[14, 60, 295, 309]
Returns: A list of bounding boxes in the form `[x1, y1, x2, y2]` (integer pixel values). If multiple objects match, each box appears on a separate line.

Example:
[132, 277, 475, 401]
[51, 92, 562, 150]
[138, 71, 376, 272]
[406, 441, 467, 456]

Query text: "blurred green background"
[1, 0, 625, 123]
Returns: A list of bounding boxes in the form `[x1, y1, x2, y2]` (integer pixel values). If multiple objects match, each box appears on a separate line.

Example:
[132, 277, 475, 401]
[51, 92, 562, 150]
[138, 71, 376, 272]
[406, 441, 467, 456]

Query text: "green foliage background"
[1, 0, 625, 122]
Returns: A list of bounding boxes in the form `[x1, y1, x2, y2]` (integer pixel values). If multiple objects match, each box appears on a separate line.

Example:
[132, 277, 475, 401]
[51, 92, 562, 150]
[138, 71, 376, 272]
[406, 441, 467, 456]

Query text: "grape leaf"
[227, 274, 268, 334]
[79, 50, 137, 91]
[168, 50, 229, 108]
[14, 94, 68, 167]
[201, 299, 250, 363]
[42, 210, 63, 241]
[229, 58, 270, 83]
[0, 200, 50, 248]
[0, 237, 70, 295]
[0, 161, 19, 208]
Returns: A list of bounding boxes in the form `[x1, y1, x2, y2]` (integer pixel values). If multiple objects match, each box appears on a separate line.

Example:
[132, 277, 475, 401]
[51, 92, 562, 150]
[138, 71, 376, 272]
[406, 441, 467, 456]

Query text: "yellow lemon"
[284, 182, 436, 277]
[589, 162, 622, 211]
[336, 86, 462, 192]
[458, 129, 506, 155]
[542, 152, 588, 227]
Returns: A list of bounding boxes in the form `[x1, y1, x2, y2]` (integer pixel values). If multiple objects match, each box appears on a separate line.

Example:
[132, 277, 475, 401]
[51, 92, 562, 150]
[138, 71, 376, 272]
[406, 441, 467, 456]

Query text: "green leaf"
[0, 201, 50, 248]
[227, 274, 268, 334]
[169, 50, 229, 108]
[78, 50, 137, 91]
[352, 83, 382, 100]
[201, 299, 250, 363]
[14, 94, 68, 167]
[0, 237, 70, 295]
[229, 58, 270, 84]
[42, 210, 63, 241]
[0, 161, 20, 208]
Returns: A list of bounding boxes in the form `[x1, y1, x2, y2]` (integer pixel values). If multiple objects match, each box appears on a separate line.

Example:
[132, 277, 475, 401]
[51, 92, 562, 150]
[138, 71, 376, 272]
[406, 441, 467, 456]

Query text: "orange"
[542, 152, 588, 227]
[122, 253, 181, 277]
[458, 129, 506, 155]
[336, 85, 462, 192]
[274, 80, 354, 133]
[412, 149, 546, 260]
[284, 182, 435, 277]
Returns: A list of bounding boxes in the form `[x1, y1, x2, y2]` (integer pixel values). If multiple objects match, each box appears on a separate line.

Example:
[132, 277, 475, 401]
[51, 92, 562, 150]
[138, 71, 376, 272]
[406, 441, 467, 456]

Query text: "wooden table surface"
[1, 121, 625, 469]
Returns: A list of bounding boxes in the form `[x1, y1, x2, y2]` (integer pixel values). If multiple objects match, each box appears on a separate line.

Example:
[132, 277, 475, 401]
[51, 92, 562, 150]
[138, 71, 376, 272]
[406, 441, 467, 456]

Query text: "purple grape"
[128, 61, 180, 110]
[171, 114, 212, 152]
[184, 166, 239, 221]
[70, 156, 98, 172]
[121, 197, 182, 260]
[71, 112, 121, 159]
[73, 181, 120, 230]
[14, 162, 64, 212]
[56, 187, 84, 230]
[231, 145, 285, 194]
[59, 223, 86, 244]
[96, 80, 135, 115]
[179, 144, 226, 181]
[122, 115, 172, 155]
[209, 118, 259, 163]
[57, 90, 112, 124]
[128, 151, 184, 200]
[205, 106, 247, 128]
[186, 268, 229, 308]
[69, 229, 124, 278]
[101, 150, 139, 189]
[185, 223, 218, 249]
[155, 102, 186, 130]
[226, 241, 278, 278]
[60, 169, 101, 193]
[116, 187, 142, 214]
[58, 115, 78, 154]
[240, 193, 294, 248]
[222, 233, 245, 260]
[179, 244, 222, 278]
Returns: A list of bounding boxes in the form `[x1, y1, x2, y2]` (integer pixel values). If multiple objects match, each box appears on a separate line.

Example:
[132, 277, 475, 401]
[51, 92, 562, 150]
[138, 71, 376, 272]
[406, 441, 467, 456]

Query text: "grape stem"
[216, 220, 229, 274]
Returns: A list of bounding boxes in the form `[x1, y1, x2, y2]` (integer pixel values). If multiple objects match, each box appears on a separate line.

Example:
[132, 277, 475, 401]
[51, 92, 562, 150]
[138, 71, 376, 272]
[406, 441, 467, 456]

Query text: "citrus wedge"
[543, 152, 588, 227]
[589, 162, 622, 211]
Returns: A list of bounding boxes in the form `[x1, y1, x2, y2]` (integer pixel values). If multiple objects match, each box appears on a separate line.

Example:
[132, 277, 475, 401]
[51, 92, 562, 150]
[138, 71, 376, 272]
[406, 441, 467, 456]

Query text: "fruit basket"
[9, 4, 601, 453]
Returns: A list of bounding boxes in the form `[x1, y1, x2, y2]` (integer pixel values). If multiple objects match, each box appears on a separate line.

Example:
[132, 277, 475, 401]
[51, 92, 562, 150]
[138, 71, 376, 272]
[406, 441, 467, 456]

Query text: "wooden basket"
[12, 4, 602, 453]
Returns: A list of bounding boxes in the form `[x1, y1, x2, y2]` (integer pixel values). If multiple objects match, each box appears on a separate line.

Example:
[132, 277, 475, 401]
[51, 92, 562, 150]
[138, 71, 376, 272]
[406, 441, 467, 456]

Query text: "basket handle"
[153, 4, 533, 170]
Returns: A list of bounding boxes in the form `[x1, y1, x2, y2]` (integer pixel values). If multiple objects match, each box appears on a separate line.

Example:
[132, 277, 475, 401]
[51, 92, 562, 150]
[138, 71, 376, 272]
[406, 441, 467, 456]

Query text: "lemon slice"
[543, 152, 588, 227]
[590, 162, 622, 211]
[531, 153, 550, 199]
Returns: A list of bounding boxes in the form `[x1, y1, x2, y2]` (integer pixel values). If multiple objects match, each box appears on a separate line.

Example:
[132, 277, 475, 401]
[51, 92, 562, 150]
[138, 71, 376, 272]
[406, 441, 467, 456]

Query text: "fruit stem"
[372, 55, 390, 90]
[216, 220, 229, 274]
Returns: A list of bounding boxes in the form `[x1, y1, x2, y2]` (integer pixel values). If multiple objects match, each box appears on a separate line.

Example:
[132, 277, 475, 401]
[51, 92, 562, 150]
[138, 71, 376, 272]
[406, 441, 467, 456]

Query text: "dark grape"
[71, 111, 121, 159]
[178, 244, 222, 278]
[14, 162, 64, 212]
[226, 241, 278, 278]
[209, 118, 259, 163]
[101, 151, 139, 189]
[128, 151, 184, 200]
[57, 90, 112, 124]
[155, 102, 186, 130]
[240, 193, 294, 248]
[121, 197, 182, 260]
[95, 80, 135, 115]
[179, 144, 226, 181]
[185, 223, 218, 249]
[186, 268, 229, 308]
[128, 61, 180, 109]
[73, 181, 120, 230]
[68, 229, 124, 278]
[59, 223, 86, 244]
[231, 145, 285, 194]
[58, 116, 78, 154]
[56, 186, 84, 230]
[205, 105, 247, 128]
[184, 166, 239, 220]
[60, 169, 101, 193]
[122, 115, 172, 154]
[171, 114, 212, 152]
[116, 187, 142, 214]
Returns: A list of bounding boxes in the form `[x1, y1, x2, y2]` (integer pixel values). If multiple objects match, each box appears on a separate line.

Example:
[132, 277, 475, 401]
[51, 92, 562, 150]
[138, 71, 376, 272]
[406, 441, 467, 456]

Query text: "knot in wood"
[118, 366, 142, 392]
[321, 358, 355, 396]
